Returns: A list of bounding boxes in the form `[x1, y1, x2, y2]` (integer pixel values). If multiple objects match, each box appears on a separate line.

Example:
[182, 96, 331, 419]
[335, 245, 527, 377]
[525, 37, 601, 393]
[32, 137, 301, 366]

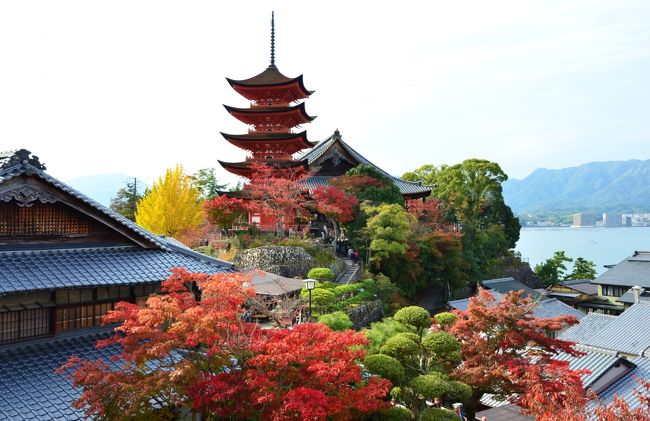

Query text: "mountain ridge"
[503, 159, 650, 214]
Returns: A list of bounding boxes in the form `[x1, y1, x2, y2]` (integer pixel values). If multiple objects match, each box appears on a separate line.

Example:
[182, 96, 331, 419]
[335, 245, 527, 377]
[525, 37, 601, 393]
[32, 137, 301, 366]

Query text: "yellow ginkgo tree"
[135, 165, 202, 237]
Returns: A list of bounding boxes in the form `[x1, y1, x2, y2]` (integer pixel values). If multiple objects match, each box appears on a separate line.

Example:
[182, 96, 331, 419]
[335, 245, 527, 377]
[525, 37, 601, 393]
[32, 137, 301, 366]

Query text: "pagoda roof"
[218, 159, 307, 178]
[220, 131, 316, 149]
[224, 102, 315, 120]
[299, 131, 433, 198]
[226, 66, 313, 94]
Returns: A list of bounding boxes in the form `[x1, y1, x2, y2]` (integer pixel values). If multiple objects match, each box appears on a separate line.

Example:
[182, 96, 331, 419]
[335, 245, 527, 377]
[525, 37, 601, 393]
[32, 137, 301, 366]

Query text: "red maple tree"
[58, 269, 390, 420]
[243, 162, 311, 234]
[447, 288, 586, 417]
[203, 194, 247, 235]
[311, 185, 358, 241]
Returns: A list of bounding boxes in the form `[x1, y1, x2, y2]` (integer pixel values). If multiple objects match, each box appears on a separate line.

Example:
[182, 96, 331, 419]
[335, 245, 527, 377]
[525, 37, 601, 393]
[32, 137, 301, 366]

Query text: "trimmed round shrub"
[394, 306, 431, 331]
[409, 373, 449, 399]
[422, 331, 461, 360]
[434, 312, 458, 327]
[380, 335, 418, 359]
[333, 284, 360, 297]
[307, 267, 335, 282]
[420, 408, 458, 421]
[448, 380, 472, 402]
[363, 354, 405, 383]
[318, 311, 353, 331]
[301, 288, 336, 312]
[395, 332, 420, 344]
[376, 406, 414, 421]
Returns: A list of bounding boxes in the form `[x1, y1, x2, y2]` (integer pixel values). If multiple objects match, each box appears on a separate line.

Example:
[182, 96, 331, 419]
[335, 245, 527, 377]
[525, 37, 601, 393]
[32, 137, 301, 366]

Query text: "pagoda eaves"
[223, 102, 316, 131]
[226, 67, 313, 103]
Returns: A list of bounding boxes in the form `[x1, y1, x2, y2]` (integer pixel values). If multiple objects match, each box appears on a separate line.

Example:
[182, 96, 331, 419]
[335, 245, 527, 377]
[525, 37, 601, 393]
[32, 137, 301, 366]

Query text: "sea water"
[515, 227, 650, 275]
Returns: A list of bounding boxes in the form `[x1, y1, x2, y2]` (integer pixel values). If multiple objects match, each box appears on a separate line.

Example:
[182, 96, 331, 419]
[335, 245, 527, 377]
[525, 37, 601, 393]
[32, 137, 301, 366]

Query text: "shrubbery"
[307, 267, 335, 282]
[318, 311, 353, 331]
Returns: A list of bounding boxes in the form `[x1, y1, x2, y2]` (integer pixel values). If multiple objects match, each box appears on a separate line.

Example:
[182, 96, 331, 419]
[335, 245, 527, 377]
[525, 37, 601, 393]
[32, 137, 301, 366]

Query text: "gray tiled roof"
[0, 151, 167, 249]
[559, 279, 598, 295]
[299, 131, 432, 196]
[481, 277, 546, 300]
[241, 269, 305, 296]
[575, 302, 650, 355]
[0, 246, 232, 294]
[476, 404, 534, 421]
[594, 251, 650, 288]
[597, 356, 650, 410]
[619, 287, 650, 304]
[532, 298, 585, 320]
[0, 330, 118, 420]
[449, 293, 583, 320]
[557, 348, 621, 388]
[559, 313, 617, 344]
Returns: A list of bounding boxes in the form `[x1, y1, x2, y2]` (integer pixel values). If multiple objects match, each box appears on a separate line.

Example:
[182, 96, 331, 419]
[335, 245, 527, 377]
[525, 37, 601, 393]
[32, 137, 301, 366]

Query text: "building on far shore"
[603, 212, 622, 227]
[572, 212, 597, 227]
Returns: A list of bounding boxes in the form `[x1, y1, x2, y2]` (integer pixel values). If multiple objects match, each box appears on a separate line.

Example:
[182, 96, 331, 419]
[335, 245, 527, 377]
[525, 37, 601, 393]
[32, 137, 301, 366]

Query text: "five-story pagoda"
[219, 12, 316, 178]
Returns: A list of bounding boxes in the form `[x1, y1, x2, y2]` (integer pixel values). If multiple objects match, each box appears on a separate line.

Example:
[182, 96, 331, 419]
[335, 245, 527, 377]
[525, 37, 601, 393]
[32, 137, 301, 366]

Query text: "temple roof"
[219, 159, 308, 178]
[299, 131, 433, 198]
[220, 131, 315, 149]
[223, 102, 316, 121]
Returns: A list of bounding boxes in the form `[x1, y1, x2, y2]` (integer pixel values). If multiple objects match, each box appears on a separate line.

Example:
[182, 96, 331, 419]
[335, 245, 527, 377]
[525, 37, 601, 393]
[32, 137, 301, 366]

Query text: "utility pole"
[132, 177, 137, 218]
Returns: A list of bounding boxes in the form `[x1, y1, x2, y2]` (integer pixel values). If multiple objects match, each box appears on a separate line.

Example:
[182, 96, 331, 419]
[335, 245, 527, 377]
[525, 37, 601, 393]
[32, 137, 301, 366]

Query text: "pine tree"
[135, 165, 202, 236]
[110, 179, 143, 221]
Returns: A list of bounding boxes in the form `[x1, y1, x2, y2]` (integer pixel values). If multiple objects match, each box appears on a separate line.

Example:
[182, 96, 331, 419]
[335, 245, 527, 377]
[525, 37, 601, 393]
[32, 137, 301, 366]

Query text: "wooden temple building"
[0, 149, 233, 419]
[219, 13, 431, 230]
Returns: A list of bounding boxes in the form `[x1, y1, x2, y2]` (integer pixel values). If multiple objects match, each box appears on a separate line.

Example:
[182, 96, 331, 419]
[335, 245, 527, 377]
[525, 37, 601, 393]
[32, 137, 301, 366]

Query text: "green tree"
[110, 179, 144, 221]
[534, 251, 574, 286]
[318, 311, 353, 331]
[409, 159, 520, 279]
[401, 164, 439, 186]
[135, 165, 203, 237]
[190, 168, 227, 200]
[567, 257, 597, 280]
[363, 203, 414, 267]
[363, 306, 470, 416]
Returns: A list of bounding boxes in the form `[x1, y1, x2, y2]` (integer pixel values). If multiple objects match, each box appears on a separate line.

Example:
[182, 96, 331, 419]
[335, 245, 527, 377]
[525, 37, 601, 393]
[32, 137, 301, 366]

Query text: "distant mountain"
[66, 174, 146, 207]
[503, 160, 650, 214]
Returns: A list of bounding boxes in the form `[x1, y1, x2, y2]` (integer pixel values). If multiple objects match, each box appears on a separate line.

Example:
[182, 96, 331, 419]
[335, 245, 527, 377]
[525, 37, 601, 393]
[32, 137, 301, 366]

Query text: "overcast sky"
[1, 0, 649, 187]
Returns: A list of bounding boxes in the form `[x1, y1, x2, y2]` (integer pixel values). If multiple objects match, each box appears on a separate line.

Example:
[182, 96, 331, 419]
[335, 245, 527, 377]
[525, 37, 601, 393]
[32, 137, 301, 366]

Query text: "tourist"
[353, 250, 359, 263]
[432, 397, 442, 408]
[348, 248, 354, 260]
[452, 403, 467, 421]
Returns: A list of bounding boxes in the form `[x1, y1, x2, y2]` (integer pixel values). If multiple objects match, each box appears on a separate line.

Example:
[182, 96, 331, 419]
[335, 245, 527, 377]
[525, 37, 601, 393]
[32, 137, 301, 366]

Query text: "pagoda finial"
[270, 11, 276, 67]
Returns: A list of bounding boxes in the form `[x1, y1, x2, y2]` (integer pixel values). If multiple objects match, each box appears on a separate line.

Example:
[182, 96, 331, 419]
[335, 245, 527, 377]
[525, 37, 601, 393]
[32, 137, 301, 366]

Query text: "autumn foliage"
[58, 269, 390, 420]
[448, 288, 587, 417]
[312, 185, 358, 224]
[203, 194, 247, 230]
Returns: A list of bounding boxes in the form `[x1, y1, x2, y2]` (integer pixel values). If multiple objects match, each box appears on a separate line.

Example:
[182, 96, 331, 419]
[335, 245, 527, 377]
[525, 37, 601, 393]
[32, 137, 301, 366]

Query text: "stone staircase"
[336, 258, 360, 284]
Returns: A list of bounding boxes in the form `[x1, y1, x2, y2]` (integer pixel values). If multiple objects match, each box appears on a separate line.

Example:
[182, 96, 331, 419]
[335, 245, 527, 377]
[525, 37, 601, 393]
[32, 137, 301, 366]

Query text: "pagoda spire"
[270, 11, 276, 68]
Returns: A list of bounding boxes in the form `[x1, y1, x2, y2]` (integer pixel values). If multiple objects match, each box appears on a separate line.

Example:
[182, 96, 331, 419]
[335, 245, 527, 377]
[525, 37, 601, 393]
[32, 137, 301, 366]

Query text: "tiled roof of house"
[559, 313, 617, 344]
[0, 150, 166, 249]
[559, 279, 599, 295]
[597, 356, 650, 410]
[0, 245, 232, 294]
[449, 293, 583, 320]
[575, 302, 650, 355]
[557, 348, 621, 387]
[241, 269, 305, 296]
[481, 277, 546, 300]
[0, 330, 117, 420]
[476, 404, 534, 421]
[594, 251, 650, 288]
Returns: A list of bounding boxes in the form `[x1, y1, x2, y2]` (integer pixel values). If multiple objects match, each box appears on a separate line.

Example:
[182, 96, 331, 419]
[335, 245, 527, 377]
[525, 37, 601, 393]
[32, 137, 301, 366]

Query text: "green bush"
[448, 380, 472, 402]
[394, 306, 431, 332]
[409, 373, 449, 400]
[363, 354, 405, 383]
[395, 332, 420, 344]
[380, 335, 418, 360]
[372, 406, 414, 421]
[422, 331, 461, 361]
[307, 267, 335, 282]
[420, 408, 458, 421]
[434, 312, 458, 328]
[301, 288, 336, 313]
[364, 318, 409, 354]
[318, 311, 353, 331]
[333, 283, 360, 297]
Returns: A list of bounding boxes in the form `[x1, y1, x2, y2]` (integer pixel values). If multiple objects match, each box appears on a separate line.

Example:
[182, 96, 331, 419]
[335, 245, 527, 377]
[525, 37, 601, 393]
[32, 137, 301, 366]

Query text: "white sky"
[1, 0, 649, 187]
